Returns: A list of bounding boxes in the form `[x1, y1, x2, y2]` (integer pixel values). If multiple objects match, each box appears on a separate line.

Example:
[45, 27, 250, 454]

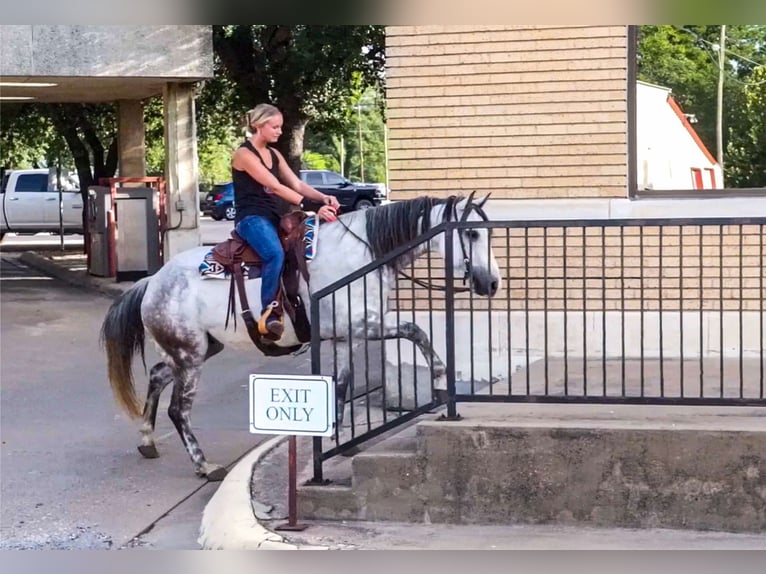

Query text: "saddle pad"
[303, 214, 318, 260]
[199, 215, 319, 279]
[199, 250, 253, 279]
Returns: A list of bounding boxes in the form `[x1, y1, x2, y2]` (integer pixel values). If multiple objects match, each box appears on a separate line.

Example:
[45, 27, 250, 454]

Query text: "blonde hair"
[245, 103, 281, 131]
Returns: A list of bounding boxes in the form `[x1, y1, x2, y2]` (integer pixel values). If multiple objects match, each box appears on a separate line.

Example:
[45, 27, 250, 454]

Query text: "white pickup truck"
[0, 168, 84, 240]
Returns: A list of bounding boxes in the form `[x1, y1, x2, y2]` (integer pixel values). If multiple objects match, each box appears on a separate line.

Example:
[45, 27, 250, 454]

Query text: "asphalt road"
[0, 252, 289, 549]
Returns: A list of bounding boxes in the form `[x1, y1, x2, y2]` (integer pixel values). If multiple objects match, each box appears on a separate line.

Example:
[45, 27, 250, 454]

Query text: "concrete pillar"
[117, 99, 146, 178]
[163, 82, 201, 259]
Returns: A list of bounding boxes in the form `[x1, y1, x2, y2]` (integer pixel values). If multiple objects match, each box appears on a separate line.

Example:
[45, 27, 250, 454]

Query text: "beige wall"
[386, 25, 629, 199]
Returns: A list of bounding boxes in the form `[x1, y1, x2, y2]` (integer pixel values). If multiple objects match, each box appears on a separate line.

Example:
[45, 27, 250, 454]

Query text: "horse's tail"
[99, 278, 151, 419]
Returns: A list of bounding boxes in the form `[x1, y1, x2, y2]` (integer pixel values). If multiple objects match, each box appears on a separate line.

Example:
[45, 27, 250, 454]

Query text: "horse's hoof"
[138, 444, 159, 459]
[205, 465, 228, 482]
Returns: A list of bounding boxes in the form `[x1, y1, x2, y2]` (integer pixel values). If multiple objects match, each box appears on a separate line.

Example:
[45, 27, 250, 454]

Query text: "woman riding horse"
[233, 103, 340, 339]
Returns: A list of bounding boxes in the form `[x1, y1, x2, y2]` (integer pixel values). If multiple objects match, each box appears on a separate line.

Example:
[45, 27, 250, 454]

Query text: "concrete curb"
[18, 251, 126, 299]
[198, 435, 325, 550]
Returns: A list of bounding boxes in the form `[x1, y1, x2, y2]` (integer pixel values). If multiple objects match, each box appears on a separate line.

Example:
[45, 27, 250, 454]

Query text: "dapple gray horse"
[100, 194, 500, 480]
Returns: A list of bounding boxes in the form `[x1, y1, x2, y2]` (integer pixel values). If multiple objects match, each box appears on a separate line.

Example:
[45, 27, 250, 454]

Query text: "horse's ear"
[463, 190, 477, 209]
[476, 193, 491, 208]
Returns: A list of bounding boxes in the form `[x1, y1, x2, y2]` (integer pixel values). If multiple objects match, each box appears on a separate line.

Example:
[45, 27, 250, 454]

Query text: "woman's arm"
[274, 150, 341, 210]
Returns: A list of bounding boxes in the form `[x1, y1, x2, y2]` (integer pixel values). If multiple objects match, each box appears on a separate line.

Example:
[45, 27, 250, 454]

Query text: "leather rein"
[336, 193, 489, 293]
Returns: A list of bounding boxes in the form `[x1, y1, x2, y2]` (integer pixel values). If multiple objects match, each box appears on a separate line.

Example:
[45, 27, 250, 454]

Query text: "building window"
[690, 168, 703, 190]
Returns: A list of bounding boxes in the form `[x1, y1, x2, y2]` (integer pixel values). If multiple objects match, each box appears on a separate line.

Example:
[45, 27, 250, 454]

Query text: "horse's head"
[442, 192, 501, 297]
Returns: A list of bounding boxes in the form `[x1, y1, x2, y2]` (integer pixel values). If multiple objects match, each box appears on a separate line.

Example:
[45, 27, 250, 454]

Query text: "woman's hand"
[318, 204, 338, 222]
[323, 194, 341, 210]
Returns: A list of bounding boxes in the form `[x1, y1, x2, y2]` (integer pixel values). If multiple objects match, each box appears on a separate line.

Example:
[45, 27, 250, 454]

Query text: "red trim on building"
[666, 95, 719, 166]
[691, 168, 704, 189]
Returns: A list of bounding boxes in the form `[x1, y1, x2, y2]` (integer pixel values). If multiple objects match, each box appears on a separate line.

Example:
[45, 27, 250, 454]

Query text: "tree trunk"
[45, 103, 119, 253]
[278, 111, 308, 175]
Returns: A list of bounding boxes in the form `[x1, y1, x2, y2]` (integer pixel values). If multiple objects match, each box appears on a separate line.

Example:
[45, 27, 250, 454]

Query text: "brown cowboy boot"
[257, 300, 284, 340]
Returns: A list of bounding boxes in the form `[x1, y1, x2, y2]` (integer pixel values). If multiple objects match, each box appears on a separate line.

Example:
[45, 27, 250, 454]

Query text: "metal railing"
[311, 216, 766, 480]
[309, 223, 446, 482]
[442, 217, 765, 415]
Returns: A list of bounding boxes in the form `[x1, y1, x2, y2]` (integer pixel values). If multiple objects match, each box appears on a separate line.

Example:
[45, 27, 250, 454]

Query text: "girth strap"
[226, 264, 303, 357]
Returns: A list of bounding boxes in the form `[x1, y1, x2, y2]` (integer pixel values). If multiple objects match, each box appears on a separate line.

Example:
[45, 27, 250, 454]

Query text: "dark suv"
[299, 170, 384, 212]
[202, 182, 236, 220]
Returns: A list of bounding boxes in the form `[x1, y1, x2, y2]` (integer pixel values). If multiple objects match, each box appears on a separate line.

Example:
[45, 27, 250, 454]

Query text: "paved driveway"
[0, 254, 287, 549]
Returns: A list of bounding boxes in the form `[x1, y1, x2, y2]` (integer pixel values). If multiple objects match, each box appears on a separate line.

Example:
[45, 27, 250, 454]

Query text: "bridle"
[406, 192, 490, 293]
[332, 193, 489, 293]
[444, 192, 490, 284]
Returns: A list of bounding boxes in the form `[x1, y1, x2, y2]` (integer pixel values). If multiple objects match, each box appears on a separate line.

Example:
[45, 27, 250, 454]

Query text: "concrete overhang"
[0, 25, 214, 103]
[0, 76, 190, 102]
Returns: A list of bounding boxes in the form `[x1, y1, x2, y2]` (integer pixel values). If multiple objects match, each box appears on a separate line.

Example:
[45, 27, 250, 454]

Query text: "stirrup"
[257, 300, 284, 339]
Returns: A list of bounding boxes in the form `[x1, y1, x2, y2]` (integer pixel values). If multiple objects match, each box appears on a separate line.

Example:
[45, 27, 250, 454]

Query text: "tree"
[2, 26, 387, 200]
[0, 103, 64, 170]
[212, 25, 385, 173]
[726, 66, 766, 187]
[44, 103, 118, 194]
[302, 85, 388, 183]
[638, 25, 766, 187]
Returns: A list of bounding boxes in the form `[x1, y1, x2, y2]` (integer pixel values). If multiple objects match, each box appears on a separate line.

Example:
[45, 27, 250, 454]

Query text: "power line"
[677, 26, 766, 87]
[679, 26, 766, 69]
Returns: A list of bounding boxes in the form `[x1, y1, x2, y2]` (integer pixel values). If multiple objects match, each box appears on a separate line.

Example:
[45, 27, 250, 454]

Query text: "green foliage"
[212, 25, 385, 172]
[302, 86, 387, 183]
[0, 103, 72, 169]
[2, 26, 385, 193]
[302, 150, 339, 172]
[638, 25, 766, 187]
[726, 66, 766, 187]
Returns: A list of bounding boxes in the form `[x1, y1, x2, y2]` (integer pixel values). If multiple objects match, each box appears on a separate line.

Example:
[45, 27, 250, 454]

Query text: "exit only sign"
[249, 374, 336, 437]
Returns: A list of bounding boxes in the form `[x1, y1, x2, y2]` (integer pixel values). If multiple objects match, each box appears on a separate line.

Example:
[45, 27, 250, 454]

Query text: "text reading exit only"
[266, 388, 314, 422]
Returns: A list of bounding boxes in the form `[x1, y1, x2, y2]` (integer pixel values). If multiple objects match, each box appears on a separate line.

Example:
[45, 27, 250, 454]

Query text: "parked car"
[299, 170, 384, 212]
[203, 182, 236, 221]
[203, 171, 385, 221]
[1, 168, 83, 239]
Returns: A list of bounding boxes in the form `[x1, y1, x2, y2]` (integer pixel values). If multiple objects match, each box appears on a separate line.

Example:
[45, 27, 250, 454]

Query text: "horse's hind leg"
[167, 365, 227, 481]
[137, 362, 174, 459]
[142, 335, 222, 461]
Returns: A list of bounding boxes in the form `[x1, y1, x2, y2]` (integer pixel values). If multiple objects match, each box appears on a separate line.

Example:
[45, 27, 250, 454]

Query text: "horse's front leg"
[377, 312, 448, 395]
[167, 365, 227, 481]
[331, 341, 354, 429]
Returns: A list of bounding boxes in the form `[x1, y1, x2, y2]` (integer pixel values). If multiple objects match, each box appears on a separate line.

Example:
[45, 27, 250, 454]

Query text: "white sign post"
[249, 374, 336, 530]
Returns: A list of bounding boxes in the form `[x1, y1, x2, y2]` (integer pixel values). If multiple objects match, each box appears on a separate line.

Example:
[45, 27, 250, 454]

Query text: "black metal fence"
[311, 216, 766, 480]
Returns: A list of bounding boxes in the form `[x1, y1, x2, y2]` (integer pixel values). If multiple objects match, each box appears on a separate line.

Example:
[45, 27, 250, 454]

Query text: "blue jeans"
[235, 215, 284, 312]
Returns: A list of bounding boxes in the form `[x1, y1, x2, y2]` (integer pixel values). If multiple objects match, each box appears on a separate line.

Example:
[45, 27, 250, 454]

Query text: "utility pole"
[357, 100, 365, 182]
[716, 25, 726, 172]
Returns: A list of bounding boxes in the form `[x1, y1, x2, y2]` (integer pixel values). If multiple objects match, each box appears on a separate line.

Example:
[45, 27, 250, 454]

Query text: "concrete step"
[298, 403, 766, 533]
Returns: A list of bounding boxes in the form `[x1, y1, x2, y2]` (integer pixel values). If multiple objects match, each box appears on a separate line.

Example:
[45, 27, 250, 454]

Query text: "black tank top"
[232, 141, 289, 226]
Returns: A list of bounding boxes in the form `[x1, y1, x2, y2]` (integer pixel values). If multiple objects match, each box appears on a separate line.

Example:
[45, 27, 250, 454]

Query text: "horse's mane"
[363, 195, 456, 265]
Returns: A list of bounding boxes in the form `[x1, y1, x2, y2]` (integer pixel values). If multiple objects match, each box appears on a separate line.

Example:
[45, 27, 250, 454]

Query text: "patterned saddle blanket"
[199, 214, 318, 279]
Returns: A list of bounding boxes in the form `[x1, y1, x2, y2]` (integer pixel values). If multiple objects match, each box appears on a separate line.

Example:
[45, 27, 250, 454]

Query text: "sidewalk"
[18, 250, 132, 300]
[19, 250, 766, 550]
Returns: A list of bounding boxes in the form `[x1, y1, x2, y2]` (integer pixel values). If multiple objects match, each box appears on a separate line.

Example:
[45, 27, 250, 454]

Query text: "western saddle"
[209, 211, 311, 356]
